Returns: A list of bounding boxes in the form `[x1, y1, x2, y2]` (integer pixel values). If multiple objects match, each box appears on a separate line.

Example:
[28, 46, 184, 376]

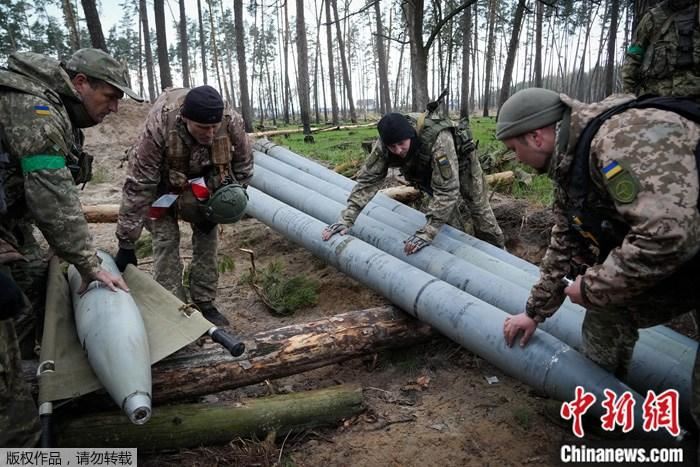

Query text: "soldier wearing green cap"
[622, 0, 700, 100]
[115, 86, 252, 327]
[496, 87, 700, 433]
[0, 48, 142, 447]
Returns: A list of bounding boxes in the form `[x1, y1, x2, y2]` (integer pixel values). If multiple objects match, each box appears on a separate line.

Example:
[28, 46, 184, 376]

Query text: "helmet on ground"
[203, 183, 248, 224]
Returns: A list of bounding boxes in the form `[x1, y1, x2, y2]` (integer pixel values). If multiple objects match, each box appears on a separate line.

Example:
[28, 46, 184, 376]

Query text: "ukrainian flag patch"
[602, 161, 623, 180]
[34, 105, 51, 116]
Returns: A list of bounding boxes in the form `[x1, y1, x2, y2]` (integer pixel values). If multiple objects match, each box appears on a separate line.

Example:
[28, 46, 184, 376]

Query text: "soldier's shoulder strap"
[0, 67, 63, 108]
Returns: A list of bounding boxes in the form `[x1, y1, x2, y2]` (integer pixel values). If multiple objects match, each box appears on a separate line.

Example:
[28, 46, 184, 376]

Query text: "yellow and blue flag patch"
[34, 105, 51, 117]
[602, 161, 623, 180]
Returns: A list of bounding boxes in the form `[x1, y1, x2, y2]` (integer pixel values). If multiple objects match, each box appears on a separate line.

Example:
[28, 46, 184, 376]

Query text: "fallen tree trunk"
[25, 306, 433, 403]
[56, 384, 363, 450]
[82, 204, 119, 223]
[253, 123, 374, 137]
[379, 171, 515, 203]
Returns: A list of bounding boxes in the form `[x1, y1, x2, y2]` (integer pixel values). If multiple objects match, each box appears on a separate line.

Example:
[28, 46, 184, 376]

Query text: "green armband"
[626, 44, 644, 57]
[20, 154, 65, 174]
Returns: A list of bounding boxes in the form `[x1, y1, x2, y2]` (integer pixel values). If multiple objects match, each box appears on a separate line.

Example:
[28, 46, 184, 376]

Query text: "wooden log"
[56, 384, 363, 450]
[486, 170, 515, 189]
[380, 185, 422, 203]
[25, 306, 434, 403]
[253, 122, 374, 138]
[82, 204, 119, 223]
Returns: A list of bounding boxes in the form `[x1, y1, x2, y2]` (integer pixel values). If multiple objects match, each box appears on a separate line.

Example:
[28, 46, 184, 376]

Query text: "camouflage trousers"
[456, 152, 504, 248]
[0, 295, 41, 447]
[581, 274, 700, 430]
[149, 215, 218, 304]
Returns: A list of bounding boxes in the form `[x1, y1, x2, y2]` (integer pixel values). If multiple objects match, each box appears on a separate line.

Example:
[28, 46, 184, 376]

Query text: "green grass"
[217, 255, 235, 273]
[268, 115, 554, 206]
[89, 165, 110, 184]
[242, 261, 319, 315]
[134, 234, 152, 258]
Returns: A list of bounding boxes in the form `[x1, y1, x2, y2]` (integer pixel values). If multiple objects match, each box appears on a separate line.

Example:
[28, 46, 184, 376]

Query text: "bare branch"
[425, 0, 477, 52]
[321, 0, 377, 26]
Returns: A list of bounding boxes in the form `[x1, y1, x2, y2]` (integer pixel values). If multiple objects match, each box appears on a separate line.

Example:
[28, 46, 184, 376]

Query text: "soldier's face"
[183, 118, 222, 146]
[504, 127, 556, 172]
[72, 74, 123, 123]
[386, 138, 412, 158]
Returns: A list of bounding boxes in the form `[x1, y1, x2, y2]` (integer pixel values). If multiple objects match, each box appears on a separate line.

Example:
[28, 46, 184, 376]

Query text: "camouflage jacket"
[527, 93, 700, 321]
[339, 126, 461, 242]
[622, 1, 700, 98]
[116, 88, 253, 248]
[0, 52, 100, 278]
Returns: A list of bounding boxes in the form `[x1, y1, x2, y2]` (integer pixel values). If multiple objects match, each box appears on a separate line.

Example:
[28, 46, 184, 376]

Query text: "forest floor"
[75, 100, 695, 466]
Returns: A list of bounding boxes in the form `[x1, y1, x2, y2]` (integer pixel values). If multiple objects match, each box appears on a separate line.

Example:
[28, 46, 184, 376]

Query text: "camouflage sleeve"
[414, 131, 460, 242]
[525, 184, 581, 321]
[339, 140, 388, 226]
[116, 102, 167, 249]
[228, 111, 253, 185]
[580, 113, 700, 309]
[621, 14, 652, 94]
[6, 98, 100, 279]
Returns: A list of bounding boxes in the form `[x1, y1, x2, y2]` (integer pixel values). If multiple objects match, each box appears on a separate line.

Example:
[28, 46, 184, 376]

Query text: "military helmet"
[203, 183, 248, 224]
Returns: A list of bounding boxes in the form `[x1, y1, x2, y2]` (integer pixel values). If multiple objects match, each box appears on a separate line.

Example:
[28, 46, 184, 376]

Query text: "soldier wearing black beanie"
[377, 113, 416, 145]
[182, 85, 225, 124]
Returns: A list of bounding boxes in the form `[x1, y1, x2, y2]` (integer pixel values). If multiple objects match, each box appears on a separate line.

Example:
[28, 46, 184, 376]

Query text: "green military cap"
[64, 48, 144, 102]
[495, 88, 565, 140]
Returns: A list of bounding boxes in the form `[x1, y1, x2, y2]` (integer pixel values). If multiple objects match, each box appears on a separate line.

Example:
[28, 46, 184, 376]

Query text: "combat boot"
[195, 302, 230, 327]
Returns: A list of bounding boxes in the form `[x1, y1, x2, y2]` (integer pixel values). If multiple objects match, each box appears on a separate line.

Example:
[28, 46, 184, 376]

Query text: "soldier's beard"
[62, 97, 99, 128]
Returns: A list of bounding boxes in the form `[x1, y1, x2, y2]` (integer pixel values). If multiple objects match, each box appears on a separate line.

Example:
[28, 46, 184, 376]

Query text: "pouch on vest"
[66, 147, 93, 188]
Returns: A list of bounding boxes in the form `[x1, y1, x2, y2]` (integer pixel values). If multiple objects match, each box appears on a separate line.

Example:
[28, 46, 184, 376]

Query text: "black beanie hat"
[182, 85, 224, 124]
[377, 113, 416, 145]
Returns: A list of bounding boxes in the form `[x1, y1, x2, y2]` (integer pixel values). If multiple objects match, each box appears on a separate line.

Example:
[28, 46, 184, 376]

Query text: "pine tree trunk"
[325, 0, 339, 124]
[283, 1, 291, 124]
[197, 0, 208, 85]
[374, 0, 392, 113]
[206, 0, 224, 98]
[56, 385, 364, 450]
[534, 0, 543, 88]
[61, 0, 80, 52]
[296, 0, 313, 139]
[179, 0, 191, 87]
[459, 7, 471, 119]
[153, 0, 173, 89]
[139, 0, 156, 101]
[497, 0, 526, 112]
[80, 0, 107, 51]
[482, 0, 497, 117]
[234, 0, 253, 131]
[604, 0, 620, 96]
[331, 0, 357, 122]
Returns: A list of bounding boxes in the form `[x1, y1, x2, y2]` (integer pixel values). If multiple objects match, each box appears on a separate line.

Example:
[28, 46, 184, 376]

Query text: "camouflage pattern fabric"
[0, 53, 100, 280]
[524, 93, 700, 427]
[339, 129, 504, 247]
[149, 216, 219, 303]
[117, 88, 252, 303]
[622, 0, 700, 99]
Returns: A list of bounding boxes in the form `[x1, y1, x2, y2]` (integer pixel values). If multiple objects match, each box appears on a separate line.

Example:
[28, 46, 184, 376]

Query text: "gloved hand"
[114, 247, 138, 272]
[321, 222, 349, 241]
[0, 270, 24, 321]
[403, 234, 430, 255]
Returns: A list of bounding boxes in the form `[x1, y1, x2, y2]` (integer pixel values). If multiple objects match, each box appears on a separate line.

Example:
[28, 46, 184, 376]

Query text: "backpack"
[567, 95, 700, 259]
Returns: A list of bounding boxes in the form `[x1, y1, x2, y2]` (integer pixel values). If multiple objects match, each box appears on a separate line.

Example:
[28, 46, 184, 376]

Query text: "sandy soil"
[75, 101, 691, 467]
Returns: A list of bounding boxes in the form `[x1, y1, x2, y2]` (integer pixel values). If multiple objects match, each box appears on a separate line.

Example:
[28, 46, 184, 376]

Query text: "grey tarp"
[38, 257, 212, 404]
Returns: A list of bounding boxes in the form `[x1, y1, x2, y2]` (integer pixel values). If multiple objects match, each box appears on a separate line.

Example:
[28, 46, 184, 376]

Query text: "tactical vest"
[641, 3, 700, 81]
[160, 88, 233, 192]
[567, 96, 700, 262]
[384, 113, 475, 193]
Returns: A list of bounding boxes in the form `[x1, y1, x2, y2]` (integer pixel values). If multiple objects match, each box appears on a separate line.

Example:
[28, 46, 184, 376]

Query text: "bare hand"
[78, 269, 130, 294]
[321, 222, 349, 241]
[564, 275, 584, 305]
[403, 234, 429, 255]
[503, 313, 538, 348]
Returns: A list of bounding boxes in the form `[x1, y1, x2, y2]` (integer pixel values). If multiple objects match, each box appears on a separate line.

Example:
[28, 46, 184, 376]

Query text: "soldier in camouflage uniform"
[622, 0, 700, 99]
[115, 85, 253, 326]
[496, 88, 700, 427]
[321, 112, 504, 254]
[0, 48, 142, 447]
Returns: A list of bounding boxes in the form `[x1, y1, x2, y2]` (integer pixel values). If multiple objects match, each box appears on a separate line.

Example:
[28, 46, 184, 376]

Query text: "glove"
[114, 247, 138, 272]
[0, 270, 24, 320]
[321, 222, 349, 241]
[403, 234, 430, 255]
